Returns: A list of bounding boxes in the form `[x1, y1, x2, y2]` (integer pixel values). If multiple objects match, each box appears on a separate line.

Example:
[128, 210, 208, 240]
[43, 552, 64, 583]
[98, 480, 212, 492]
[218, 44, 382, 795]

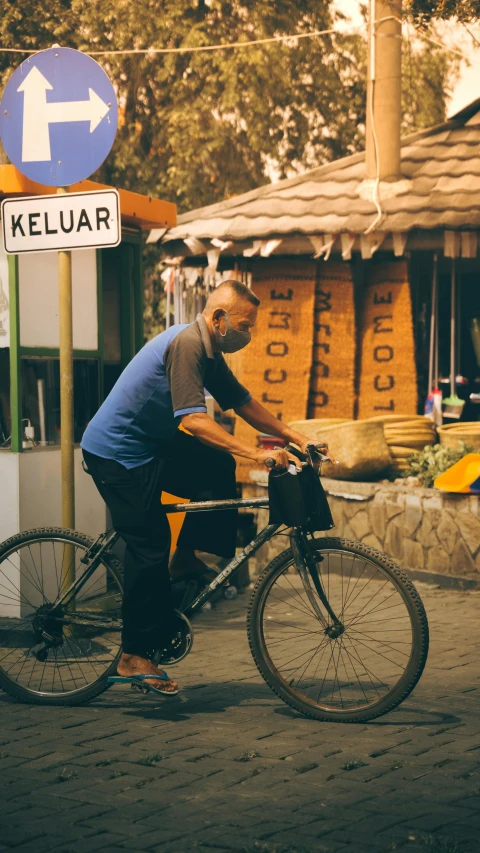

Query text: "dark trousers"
[83, 431, 237, 656]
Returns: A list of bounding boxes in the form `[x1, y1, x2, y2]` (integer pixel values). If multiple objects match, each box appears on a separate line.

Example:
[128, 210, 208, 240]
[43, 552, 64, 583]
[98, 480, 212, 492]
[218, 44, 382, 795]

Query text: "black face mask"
[214, 311, 251, 353]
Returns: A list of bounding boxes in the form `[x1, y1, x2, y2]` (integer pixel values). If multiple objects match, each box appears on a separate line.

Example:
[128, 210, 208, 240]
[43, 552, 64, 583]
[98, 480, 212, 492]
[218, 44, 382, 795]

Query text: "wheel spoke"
[290, 637, 330, 688]
[347, 627, 411, 656]
[315, 641, 337, 704]
[259, 545, 424, 716]
[345, 585, 401, 628]
[341, 636, 384, 699]
[338, 637, 372, 704]
[27, 544, 46, 601]
[0, 534, 122, 700]
[267, 586, 317, 621]
[275, 638, 328, 673]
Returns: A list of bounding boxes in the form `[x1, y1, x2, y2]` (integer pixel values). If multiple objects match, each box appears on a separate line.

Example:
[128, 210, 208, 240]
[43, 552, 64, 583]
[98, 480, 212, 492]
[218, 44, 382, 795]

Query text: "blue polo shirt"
[81, 314, 251, 468]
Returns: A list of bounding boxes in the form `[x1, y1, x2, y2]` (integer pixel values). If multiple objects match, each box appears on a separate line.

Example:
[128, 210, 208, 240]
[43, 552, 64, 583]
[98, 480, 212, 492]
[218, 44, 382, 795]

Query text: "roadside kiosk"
[0, 164, 176, 543]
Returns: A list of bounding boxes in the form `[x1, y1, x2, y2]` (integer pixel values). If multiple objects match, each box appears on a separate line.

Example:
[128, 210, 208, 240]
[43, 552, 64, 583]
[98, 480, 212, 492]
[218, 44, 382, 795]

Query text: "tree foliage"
[0, 1, 460, 214]
[402, 31, 459, 132]
[406, 0, 480, 23]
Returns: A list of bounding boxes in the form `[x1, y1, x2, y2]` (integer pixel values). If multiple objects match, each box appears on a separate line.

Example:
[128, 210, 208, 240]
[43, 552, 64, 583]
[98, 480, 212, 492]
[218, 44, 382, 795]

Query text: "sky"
[334, 0, 480, 116]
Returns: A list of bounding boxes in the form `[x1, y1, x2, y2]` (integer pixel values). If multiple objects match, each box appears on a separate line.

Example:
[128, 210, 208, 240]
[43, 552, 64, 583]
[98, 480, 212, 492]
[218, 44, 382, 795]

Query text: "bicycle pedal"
[153, 610, 194, 666]
[130, 682, 149, 694]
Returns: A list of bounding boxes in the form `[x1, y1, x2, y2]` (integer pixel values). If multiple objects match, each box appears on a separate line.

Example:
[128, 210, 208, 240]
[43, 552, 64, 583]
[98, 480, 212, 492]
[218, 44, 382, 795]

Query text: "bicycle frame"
[54, 496, 275, 613]
[54, 491, 341, 629]
[164, 497, 280, 617]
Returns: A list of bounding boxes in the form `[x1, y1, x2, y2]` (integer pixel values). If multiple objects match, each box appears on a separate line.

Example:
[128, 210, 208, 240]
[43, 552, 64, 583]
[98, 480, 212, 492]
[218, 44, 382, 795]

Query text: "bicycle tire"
[0, 527, 123, 706]
[247, 536, 429, 723]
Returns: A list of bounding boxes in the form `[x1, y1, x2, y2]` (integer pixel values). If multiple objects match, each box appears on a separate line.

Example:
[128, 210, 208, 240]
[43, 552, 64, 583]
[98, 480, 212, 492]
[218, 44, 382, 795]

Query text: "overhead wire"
[0, 13, 477, 240]
[0, 18, 477, 62]
[406, 24, 478, 61]
[0, 26, 362, 56]
[464, 24, 480, 48]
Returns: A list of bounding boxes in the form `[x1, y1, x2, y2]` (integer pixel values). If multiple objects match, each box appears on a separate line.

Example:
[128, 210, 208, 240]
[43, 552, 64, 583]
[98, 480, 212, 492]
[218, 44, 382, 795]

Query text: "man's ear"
[212, 308, 225, 326]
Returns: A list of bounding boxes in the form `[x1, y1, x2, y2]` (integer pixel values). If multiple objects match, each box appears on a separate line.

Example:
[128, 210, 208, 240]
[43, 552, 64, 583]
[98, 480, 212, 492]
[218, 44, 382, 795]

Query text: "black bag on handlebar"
[268, 464, 335, 531]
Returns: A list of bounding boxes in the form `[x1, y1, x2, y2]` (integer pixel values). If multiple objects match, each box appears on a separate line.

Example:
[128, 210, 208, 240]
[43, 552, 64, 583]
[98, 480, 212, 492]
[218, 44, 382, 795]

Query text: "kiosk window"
[21, 358, 99, 446]
[0, 349, 10, 448]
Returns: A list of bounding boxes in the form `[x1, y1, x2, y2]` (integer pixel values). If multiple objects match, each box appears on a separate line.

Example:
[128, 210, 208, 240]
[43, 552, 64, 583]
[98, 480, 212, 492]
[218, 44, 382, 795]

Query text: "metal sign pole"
[57, 186, 75, 587]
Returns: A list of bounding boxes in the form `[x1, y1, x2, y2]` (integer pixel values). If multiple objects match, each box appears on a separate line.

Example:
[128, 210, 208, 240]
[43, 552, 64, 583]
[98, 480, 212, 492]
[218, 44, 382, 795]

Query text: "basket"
[384, 422, 436, 434]
[372, 415, 437, 471]
[365, 415, 424, 424]
[371, 417, 435, 440]
[313, 420, 392, 480]
[388, 446, 422, 459]
[288, 419, 352, 441]
[438, 422, 480, 431]
[438, 424, 480, 451]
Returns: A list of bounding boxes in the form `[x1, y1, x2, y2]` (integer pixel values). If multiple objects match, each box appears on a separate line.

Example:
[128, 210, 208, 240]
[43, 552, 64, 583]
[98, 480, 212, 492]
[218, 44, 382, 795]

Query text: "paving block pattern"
[1, 583, 480, 852]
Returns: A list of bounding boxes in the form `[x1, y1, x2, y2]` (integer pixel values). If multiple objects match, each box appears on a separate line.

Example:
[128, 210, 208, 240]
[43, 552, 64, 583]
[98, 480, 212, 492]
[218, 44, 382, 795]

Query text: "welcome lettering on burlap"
[308, 262, 356, 420]
[234, 260, 316, 483]
[358, 261, 417, 419]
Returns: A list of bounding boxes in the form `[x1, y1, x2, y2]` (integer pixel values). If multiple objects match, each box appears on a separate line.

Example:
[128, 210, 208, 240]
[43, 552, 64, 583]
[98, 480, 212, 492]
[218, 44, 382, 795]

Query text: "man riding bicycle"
[81, 280, 322, 696]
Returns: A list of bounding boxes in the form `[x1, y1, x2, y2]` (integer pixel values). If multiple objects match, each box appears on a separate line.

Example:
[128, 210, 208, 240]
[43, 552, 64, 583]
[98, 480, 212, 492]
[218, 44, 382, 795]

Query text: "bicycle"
[0, 446, 429, 722]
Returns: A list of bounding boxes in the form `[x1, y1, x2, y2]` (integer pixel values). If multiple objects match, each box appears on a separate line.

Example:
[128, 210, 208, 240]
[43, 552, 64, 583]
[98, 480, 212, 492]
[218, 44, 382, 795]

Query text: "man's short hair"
[217, 279, 260, 307]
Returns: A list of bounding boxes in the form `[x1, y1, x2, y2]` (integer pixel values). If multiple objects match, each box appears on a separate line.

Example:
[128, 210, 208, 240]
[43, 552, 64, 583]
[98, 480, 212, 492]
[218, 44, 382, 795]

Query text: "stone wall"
[244, 473, 480, 578]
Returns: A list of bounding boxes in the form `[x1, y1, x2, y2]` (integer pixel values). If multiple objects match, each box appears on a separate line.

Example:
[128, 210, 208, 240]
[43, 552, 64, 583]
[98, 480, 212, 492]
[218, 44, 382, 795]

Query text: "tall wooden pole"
[366, 0, 402, 182]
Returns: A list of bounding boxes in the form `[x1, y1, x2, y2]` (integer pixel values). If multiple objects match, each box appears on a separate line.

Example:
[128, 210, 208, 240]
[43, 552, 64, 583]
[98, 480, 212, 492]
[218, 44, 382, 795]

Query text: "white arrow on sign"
[17, 66, 111, 163]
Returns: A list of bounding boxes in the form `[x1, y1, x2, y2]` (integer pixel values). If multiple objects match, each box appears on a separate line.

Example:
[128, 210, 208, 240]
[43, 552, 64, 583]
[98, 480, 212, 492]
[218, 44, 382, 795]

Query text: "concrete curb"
[402, 565, 480, 590]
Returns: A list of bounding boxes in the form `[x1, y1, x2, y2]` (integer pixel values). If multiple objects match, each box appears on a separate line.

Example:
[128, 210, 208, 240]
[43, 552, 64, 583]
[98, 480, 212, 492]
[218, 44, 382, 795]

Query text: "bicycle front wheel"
[0, 528, 123, 705]
[247, 537, 429, 722]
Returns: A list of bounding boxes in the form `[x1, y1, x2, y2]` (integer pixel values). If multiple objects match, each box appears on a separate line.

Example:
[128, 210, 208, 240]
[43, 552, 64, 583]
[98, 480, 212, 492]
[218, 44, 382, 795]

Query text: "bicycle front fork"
[290, 530, 344, 638]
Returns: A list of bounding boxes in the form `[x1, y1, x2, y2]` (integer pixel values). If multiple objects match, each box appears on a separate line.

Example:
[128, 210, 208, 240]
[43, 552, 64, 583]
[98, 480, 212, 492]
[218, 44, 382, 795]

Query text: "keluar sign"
[1, 189, 120, 254]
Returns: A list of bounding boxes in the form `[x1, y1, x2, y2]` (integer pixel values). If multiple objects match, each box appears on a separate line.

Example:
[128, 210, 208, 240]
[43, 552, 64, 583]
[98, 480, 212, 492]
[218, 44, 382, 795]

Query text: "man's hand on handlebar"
[296, 436, 337, 466]
[305, 441, 337, 466]
[256, 447, 303, 472]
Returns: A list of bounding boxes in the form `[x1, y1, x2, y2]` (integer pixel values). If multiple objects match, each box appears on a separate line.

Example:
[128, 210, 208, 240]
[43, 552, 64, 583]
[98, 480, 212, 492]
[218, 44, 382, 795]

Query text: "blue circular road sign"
[0, 47, 118, 187]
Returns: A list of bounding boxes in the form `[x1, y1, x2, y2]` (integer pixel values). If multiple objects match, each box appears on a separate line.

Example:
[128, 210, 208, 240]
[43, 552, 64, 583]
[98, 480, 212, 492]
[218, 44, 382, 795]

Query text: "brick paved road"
[1, 581, 480, 853]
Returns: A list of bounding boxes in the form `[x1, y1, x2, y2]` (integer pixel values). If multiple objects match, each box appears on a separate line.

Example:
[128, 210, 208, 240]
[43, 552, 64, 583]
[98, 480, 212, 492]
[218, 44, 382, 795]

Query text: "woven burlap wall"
[358, 261, 417, 419]
[234, 260, 316, 482]
[308, 262, 356, 419]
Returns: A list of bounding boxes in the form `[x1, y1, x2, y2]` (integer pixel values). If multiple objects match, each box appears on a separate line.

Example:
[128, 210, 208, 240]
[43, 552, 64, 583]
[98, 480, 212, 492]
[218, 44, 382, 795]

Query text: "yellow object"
[0, 164, 176, 230]
[162, 493, 189, 552]
[434, 453, 480, 493]
[165, 426, 192, 550]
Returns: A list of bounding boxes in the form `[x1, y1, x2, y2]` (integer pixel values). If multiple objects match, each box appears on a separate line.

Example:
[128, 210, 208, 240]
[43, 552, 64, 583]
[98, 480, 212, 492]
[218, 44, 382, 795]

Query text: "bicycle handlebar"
[264, 443, 331, 471]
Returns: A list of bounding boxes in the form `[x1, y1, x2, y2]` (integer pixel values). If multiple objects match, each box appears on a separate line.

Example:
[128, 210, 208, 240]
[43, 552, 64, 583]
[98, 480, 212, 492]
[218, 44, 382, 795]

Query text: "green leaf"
[402, 441, 474, 487]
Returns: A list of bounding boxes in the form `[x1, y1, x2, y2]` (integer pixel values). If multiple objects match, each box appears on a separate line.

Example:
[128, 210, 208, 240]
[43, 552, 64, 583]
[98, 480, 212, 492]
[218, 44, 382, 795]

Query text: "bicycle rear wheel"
[0, 528, 123, 705]
[248, 537, 429, 722]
